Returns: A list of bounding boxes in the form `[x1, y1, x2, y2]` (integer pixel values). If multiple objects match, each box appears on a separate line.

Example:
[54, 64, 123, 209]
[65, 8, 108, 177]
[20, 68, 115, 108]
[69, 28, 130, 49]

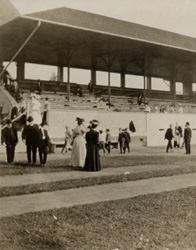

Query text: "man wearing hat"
[2, 119, 18, 163]
[184, 122, 192, 154]
[22, 116, 39, 165]
[38, 121, 50, 167]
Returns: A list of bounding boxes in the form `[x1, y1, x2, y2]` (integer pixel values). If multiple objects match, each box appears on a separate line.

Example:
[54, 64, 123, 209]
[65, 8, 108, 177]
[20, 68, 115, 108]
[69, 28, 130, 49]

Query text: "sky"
[6, 0, 196, 89]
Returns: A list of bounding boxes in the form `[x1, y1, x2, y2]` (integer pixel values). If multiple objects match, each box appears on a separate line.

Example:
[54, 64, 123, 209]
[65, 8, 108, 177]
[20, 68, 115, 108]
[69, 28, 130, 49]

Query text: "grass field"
[1, 187, 196, 250]
[1, 147, 196, 250]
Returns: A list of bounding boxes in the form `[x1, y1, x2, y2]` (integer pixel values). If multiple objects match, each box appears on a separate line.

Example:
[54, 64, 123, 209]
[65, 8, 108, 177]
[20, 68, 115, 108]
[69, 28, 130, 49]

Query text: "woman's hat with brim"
[27, 116, 34, 122]
[76, 117, 85, 122]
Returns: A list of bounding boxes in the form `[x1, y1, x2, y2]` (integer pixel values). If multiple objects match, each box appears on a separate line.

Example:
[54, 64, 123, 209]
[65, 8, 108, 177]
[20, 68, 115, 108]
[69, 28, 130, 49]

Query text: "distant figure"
[174, 123, 182, 150]
[165, 124, 174, 153]
[61, 126, 72, 153]
[124, 128, 131, 153]
[118, 128, 126, 154]
[88, 79, 94, 94]
[1, 119, 18, 164]
[37, 79, 42, 95]
[42, 97, 51, 123]
[144, 102, 151, 112]
[2, 67, 11, 89]
[71, 118, 87, 168]
[105, 129, 112, 154]
[184, 122, 192, 154]
[30, 94, 42, 125]
[38, 121, 50, 167]
[22, 116, 39, 165]
[84, 120, 101, 171]
[178, 103, 183, 114]
[99, 130, 105, 154]
[76, 85, 83, 97]
[137, 94, 143, 105]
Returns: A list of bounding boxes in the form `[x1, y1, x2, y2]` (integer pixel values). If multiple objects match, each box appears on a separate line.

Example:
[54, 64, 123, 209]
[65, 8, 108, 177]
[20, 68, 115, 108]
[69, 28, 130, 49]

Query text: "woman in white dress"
[71, 118, 87, 168]
[30, 94, 42, 125]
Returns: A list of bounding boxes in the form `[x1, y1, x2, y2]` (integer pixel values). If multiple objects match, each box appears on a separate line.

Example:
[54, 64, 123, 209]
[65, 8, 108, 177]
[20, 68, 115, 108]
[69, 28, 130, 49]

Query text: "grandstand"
[1, 0, 196, 151]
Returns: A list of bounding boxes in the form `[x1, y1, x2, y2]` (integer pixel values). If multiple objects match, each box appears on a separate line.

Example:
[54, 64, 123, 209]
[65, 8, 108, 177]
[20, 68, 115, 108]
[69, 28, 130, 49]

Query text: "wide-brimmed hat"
[76, 117, 85, 122]
[27, 116, 34, 122]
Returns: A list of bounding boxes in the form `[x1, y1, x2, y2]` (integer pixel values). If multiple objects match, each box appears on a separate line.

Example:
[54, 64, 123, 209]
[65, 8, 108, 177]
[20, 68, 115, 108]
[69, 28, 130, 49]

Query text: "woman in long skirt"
[84, 120, 101, 171]
[71, 118, 87, 168]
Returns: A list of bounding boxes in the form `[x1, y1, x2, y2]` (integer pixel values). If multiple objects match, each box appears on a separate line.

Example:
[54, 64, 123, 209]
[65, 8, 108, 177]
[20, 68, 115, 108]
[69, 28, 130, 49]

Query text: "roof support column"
[16, 61, 25, 83]
[121, 73, 125, 88]
[91, 70, 96, 85]
[67, 65, 70, 101]
[108, 70, 111, 104]
[0, 57, 3, 86]
[57, 66, 64, 83]
[183, 67, 193, 96]
[170, 67, 177, 106]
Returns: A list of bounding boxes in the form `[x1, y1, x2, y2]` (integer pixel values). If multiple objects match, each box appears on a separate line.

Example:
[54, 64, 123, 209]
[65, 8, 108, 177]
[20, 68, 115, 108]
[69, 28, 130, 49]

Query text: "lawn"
[1, 187, 196, 250]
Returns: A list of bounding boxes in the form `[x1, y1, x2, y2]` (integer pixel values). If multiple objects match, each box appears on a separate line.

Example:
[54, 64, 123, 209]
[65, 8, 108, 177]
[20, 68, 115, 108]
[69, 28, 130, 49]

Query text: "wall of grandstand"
[49, 109, 147, 145]
[147, 113, 196, 146]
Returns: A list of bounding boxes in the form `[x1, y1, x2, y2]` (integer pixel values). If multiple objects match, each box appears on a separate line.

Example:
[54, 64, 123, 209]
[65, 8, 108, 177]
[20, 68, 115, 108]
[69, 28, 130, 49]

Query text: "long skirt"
[84, 143, 101, 171]
[71, 135, 86, 167]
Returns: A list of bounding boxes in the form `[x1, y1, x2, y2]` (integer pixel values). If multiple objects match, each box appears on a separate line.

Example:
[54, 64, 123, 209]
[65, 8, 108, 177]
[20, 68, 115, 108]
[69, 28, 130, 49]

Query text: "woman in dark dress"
[84, 120, 101, 171]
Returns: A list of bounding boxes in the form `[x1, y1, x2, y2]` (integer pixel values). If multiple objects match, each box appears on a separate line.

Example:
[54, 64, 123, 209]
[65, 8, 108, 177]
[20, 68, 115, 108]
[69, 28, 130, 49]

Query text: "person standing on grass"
[99, 130, 105, 154]
[184, 122, 192, 154]
[124, 128, 131, 153]
[42, 97, 51, 123]
[22, 116, 39, 165]
[1, 119, 18, 164]
[61, 126, 72, 153]
[71, 118, 87, 169]
[84, 120, 101, 171]
[118, 128, 124, 154]
[38, 121, 50, 167]
[165, 124, 174, 153]
[105, 129, 112, 154]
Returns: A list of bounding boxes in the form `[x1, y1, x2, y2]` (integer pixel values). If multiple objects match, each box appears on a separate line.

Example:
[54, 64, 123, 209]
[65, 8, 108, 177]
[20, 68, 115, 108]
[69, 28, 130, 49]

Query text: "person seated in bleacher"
[178, 103, 183, 114]
[37, 79, 43, 95]
[144, 102, 151, 112]
[2, 67, 11, 90]
[76, 85, 83, 97]
[137, 93, 143, 105]
[88, 79, 94, 94]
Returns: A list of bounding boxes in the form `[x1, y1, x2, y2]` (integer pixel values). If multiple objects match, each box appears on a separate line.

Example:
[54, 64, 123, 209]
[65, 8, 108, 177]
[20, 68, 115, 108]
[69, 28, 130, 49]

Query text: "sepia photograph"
[1, 0, 196, 249]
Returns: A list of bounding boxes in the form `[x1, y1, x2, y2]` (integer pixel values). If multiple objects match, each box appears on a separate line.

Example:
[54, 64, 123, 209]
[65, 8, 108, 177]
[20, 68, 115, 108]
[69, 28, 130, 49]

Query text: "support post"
[16, 61, 25, 83]
[108, 70, 111, 105]
[67, 65, 70, 101]
[91, 70, 96, 85]
[57, 66, 64, 82]
[121, 73, 125, 88]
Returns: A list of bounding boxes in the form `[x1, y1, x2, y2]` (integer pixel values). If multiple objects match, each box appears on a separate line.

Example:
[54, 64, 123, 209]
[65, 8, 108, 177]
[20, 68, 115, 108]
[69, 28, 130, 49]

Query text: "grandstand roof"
[1, 5, 196, 80]
[27, 6, 196, 53]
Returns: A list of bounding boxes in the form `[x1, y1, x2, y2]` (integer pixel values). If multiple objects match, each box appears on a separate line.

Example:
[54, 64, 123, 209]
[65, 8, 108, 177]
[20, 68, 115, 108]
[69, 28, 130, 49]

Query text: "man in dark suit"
[184, 122, 192, 154]
[165, 124, 174, 153]
[1, 119, 18, 163]
[22, 116, 39, 165]
[105, 129, 112, 154]
[124, 128, 131, 153]
[38, 121, 50, 167]
[118, 128, 125, 154]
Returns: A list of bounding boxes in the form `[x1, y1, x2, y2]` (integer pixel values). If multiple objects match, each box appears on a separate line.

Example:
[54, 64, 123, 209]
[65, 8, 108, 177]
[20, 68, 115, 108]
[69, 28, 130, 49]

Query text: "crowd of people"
[1, 113, 134, 171]
[165, 122, 192, 154]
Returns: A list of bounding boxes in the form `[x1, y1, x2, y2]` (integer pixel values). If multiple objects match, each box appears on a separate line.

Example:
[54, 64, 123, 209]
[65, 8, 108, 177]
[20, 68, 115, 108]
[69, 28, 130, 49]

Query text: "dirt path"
[1, 173, 196, 218]
[0, 164, 185, 188]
